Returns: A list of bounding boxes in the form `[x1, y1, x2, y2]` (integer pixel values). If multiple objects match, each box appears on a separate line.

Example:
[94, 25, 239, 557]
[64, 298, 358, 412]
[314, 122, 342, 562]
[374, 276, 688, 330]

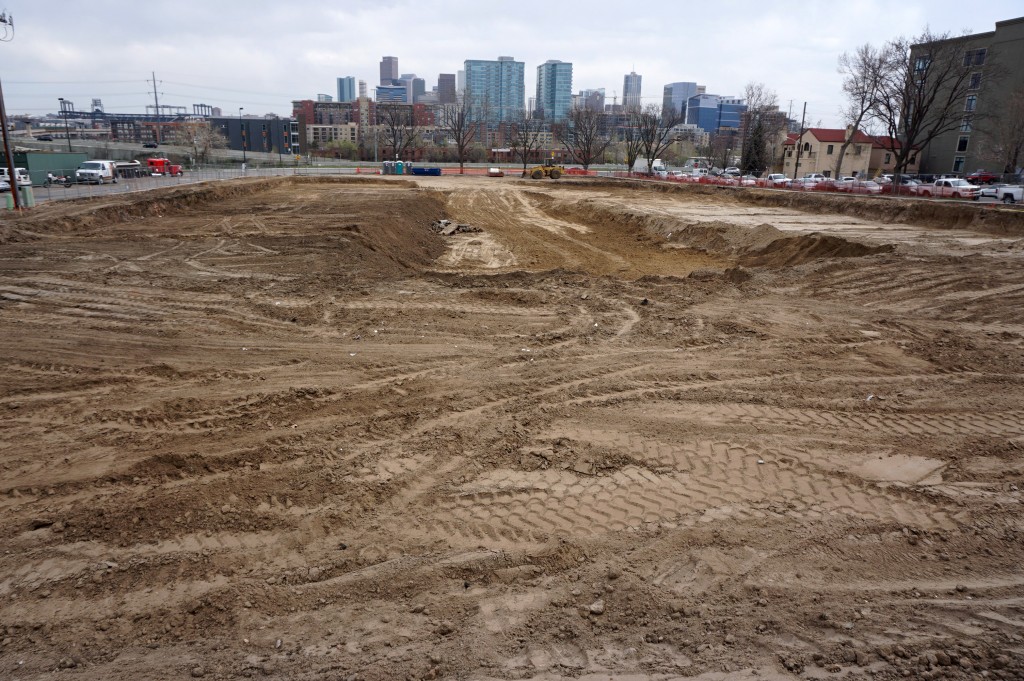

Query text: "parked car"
[802, 173, 827, 182]
[0, 166, 31, 187]
[0, 179, 9, 192]
[967, 169, 1000, 185]
[791, 177, 819, 189]
[143, 142, 159, 149]
[36, 134, 53, 141]
[739, 175, 758, 186]
[918, 178, 981, 199]
[723, 166, 741, 176]
[766, 173, 791, 187]
[850, 180, 883, 194]
[487, 167, 504, 177]
[834, 176, 859, 191]
[669, 170, 687, 180]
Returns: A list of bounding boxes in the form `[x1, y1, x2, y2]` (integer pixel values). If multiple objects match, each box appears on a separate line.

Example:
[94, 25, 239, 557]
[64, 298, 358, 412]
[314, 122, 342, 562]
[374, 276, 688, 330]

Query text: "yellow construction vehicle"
[526, 160, 564, 180]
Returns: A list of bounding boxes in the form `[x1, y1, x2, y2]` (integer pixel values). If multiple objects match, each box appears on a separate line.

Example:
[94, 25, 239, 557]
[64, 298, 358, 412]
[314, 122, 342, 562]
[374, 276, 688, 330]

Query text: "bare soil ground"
[2, 176, 1023, 681]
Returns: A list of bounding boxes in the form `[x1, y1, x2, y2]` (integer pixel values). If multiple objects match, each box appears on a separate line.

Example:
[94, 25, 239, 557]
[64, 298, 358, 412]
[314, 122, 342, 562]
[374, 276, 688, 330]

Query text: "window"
[960, 116, 973, 132]
[826, 144, 834, 155]
[965, 95, 977, 112]
[803, 142, 810, 152]
[957, 136, 969, 152]
[952, 156, 965, 173]
[853, 145, 862, 156]
[963, 48, 987, 66]
[914, 56, 931, 73]
[885, 153, 891, 164]
[969, 73, 982, 90]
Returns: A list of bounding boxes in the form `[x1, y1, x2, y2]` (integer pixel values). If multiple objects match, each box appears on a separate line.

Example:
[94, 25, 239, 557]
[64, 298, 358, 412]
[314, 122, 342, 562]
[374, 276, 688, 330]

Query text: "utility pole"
[1, 11, 20, 210]
[793, 101, 807, 180]
[150, 71, 161, 143]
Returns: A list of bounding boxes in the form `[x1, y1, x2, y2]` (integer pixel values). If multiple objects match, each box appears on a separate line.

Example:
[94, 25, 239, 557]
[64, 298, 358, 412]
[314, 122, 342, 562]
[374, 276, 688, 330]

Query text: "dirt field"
[1, 175, 1023, 681]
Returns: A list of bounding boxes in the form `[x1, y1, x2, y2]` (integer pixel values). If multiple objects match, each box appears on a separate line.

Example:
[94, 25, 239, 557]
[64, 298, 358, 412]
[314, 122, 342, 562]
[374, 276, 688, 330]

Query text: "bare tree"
[637, 104, 683, 172]
[171, 121, 227, 164]
[438, 91, 486, 174]
[740, 82, 784, 175]
[621, 108, 645, 173]
[834, 44, 887, 177]
[975, 86, 1024, 177]
[555, 106, 611, 170]
[871, 29, 995, 177]
[508, 110, 544, 175]
[377, 102, 420, 160]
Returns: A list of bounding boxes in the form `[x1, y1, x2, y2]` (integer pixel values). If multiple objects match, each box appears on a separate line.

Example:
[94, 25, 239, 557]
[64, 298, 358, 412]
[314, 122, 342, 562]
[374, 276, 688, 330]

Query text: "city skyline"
[1, 1, 1020, 128]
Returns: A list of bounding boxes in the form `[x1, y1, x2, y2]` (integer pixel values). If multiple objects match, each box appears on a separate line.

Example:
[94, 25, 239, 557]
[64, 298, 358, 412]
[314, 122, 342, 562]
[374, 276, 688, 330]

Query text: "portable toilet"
[396, 160, 405, 175]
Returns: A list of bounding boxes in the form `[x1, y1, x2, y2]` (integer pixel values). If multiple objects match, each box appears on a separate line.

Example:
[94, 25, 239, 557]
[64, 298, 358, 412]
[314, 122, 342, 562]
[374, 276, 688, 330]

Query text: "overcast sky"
[1, 1, 1020, 126]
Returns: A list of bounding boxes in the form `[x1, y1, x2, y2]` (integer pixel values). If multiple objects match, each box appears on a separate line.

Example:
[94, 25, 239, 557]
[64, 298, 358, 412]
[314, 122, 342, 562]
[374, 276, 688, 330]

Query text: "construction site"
[0, 175, 1022, 680]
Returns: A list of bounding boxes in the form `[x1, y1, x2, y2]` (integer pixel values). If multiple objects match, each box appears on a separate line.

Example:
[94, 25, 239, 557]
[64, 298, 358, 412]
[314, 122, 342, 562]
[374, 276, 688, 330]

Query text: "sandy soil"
[1, 175, 1023, 680]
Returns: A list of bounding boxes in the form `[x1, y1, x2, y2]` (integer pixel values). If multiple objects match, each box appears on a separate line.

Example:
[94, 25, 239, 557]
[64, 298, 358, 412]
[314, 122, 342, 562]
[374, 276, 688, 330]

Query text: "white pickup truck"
[976, 183, 1022, 204]
[917, 178, 980, 199]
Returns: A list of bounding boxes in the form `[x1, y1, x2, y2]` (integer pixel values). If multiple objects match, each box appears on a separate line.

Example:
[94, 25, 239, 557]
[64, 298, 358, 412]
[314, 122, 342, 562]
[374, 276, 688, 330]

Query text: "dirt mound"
[0, 176, 416, 243]
[535, 195, 886, 266]
[740, 232, 895, 267]
[572, 178, 1024, 236]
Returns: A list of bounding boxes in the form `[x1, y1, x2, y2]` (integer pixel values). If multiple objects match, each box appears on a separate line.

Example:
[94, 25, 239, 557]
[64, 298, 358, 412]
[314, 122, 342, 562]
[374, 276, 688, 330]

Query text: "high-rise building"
[663, 82, 702, 120]
[579, 88, 605, 112]
[358, 80, 367, 98]
[686, 94, 747, 133]
[438, 74, 456, 104]
[380, 56, 399, 85]
[464, 56, 525, 123]
[536, 60, 573, 121]
[337, 77, 356, 103]
[623, 71, 642, 110]
[317, 93, 333, 103]
[376, 84, 407, 103]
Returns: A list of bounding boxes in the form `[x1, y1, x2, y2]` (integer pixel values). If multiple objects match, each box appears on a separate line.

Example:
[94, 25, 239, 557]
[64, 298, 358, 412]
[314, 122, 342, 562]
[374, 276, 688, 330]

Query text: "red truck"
[146, 158, 184, 177]
[967, 169, 1000, 185]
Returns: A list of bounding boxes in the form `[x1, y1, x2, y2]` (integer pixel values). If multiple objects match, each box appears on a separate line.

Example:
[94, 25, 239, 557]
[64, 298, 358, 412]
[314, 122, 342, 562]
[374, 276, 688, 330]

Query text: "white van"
[0, 167, 32, 187]
[75, 160, 118, 184]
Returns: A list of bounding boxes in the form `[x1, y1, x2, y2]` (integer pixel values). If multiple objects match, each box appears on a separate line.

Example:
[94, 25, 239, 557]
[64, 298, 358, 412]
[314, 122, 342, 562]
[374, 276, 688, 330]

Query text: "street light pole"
[58, 97, 72, 152]
[239, 107, 247, 166]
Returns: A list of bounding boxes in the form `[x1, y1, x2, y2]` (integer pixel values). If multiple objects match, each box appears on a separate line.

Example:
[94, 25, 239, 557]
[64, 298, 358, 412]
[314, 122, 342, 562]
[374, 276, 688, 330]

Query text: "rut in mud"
[1, 176, 1023, 681]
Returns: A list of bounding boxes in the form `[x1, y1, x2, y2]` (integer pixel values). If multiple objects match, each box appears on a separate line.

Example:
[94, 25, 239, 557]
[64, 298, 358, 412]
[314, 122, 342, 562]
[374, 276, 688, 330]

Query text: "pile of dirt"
[537, 195, 888, 265]
[740, 232, 896, 267]
[0, 176, 417, 243]
[565, 177, 1024, 237]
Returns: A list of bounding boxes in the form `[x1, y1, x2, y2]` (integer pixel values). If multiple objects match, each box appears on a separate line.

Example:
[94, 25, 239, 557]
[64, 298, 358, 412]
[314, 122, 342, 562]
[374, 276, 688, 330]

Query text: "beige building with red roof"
[782, 128, 920, 178]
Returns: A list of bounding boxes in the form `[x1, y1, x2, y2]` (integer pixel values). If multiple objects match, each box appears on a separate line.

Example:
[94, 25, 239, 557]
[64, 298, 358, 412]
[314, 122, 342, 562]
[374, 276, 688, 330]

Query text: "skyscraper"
[663, 82, 702, 119]
[579, 88, 605, 112]
[337, 76, 356, 103]
[358, 80, 367, 98]
[536, 60, 573, 121]
[463, 56, 525, 123]
[380, 56, 398, 85]
[438, 74, 456, 104]
[623, 71, 642, 110]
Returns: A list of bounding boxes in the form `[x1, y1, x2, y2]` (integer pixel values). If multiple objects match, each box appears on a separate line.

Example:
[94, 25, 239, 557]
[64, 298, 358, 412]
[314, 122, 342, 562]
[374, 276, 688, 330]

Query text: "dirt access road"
[1, 175, 1023, 680]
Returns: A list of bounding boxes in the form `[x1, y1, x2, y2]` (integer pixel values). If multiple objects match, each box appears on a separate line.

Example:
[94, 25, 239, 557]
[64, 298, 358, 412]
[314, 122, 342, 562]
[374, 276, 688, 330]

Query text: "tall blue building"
[663, 82, 702, 119]
[686, 94, 747, 133]
[536, 60, 573, 121]
[464, 56, 525, 123]
[337, 77, 356, 103]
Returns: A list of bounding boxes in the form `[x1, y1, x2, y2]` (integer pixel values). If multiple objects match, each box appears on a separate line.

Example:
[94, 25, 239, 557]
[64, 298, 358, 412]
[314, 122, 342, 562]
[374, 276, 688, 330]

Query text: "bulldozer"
[525, 161, 564, 180]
